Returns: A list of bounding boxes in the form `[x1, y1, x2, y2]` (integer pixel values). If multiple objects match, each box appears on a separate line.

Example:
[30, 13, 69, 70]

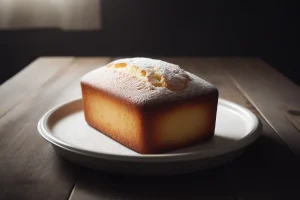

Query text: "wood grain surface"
[0, 57, 74, 117]
[0, 57, 111, 200]
[1, 57, 300, 200]
[218, 58, 300, 157]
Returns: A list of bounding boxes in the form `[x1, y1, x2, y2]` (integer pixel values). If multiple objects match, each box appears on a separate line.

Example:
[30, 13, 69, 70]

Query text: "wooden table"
[1, 57, 300, 200]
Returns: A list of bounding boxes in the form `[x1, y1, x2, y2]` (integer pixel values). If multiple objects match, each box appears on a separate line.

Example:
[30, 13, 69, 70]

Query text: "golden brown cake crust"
[81, 57, 219, 154]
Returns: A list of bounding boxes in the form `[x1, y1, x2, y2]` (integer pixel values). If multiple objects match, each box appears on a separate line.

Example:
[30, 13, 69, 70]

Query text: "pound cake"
[80, 58, 219, 154]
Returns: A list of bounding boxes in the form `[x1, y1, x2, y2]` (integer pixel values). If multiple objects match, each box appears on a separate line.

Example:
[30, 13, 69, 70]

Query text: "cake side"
[81, 83, 146, 153]
[141, 90, 218, 153]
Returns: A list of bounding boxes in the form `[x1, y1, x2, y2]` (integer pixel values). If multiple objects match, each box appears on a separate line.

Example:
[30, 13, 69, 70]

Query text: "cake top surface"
[81, 57, 218, 106]
[106, 57, 190, 91]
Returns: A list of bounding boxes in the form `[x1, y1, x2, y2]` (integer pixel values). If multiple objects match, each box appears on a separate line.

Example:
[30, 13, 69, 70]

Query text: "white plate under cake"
[38, 98, 261, 175]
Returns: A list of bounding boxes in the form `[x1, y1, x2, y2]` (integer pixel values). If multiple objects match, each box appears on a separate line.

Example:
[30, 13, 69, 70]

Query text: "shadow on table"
[73, 166, 234, 200]
[224, 135, 300, 200]
[65, 134, 300, 200]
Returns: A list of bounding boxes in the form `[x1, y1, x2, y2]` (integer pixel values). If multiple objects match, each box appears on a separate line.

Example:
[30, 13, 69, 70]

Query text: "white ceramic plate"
[38, 98, 261, 175]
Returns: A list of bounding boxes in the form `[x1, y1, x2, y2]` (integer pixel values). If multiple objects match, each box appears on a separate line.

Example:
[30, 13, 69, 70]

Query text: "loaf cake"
[80, 58, 219, 154]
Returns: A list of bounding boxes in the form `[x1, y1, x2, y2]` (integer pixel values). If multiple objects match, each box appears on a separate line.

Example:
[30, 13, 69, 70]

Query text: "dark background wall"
[0, 0, 299, 85]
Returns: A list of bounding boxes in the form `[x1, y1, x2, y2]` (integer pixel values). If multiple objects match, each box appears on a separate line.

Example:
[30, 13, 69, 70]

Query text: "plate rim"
[37, 98, 261, 163]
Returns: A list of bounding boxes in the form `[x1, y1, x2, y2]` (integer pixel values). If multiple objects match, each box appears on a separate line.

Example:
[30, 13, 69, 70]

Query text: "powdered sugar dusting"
[81, 58, 218, 107]
[106, 57, 190, 91]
